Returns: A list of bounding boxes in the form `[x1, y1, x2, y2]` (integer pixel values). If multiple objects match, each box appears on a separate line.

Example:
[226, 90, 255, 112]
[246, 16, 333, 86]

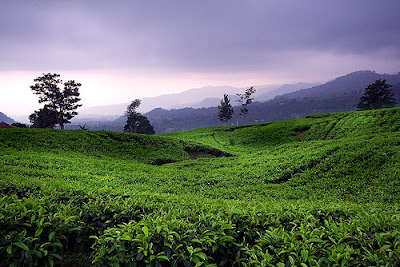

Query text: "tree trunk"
[58, 112, 64, 130]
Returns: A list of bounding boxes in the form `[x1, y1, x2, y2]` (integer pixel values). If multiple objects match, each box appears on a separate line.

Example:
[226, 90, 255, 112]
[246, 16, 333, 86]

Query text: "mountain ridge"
[8, 70, 398, 132]
[76, 83, 314, 117]
[143, 70, 400, 133]
[0, 112, 15, 124]
[275, 70, 400, 100]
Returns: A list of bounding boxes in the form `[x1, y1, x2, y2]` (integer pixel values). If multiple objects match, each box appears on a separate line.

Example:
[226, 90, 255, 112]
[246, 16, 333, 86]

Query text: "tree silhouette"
[124, 99, 155, 134]
[218, 94, 234, 124]
[30, 73, 82, 129]
[236, 86, 256, 123]
[357, 79, 396, 110]
[29, 106, 58, 128]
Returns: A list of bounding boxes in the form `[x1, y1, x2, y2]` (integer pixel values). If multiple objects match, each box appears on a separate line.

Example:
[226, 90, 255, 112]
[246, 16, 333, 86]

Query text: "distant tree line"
[218, 86, 256, 125]
[26, 73, 156, 134]
[146, 80, 399, 133]
[23, 73, 398, 134]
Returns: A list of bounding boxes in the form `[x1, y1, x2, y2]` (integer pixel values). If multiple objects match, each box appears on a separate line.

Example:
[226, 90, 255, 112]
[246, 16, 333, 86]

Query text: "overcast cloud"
[1, 0, 399, 72]
[1, 0, 399, 117]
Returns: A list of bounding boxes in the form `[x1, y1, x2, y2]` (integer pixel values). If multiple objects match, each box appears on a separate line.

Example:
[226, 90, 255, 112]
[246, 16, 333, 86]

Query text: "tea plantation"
[1, 108, 400, 266]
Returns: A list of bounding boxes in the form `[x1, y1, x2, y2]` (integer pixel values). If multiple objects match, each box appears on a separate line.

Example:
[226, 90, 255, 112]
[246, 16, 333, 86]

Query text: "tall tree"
[236, 86, 256, 123]
[218, 94, 234, 124]
[124, 99, 155, 134]
[30, 73, 82, 129]
[357, 79, 396, 110]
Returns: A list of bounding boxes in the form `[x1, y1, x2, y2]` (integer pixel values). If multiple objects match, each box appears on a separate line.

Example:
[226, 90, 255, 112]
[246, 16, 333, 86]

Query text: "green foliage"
[0, 195, 83, 266]
[90, 216, 237, 266]
[0, 128, 194, 164]
[1, 107, 400, 266]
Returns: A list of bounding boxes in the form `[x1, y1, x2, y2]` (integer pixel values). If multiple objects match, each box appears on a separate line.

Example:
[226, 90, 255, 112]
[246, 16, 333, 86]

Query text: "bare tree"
[236, 86, 256, 124]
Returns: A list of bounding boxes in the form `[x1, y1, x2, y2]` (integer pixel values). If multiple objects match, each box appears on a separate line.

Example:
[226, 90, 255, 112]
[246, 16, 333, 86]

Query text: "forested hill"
[146, 71, 400, 133]
[275, 70, 400, 100]
[0, 112, 15, 124]
[66, 70, 400, 133]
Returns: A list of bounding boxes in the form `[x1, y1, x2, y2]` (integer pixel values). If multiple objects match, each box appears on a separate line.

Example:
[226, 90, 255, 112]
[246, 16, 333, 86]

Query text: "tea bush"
[1, 107, 400, 266]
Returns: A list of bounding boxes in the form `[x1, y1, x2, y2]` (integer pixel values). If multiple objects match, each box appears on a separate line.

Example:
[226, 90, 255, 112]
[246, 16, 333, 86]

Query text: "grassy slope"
[164, 107, 400, 203]
[1, 107, 400, 266]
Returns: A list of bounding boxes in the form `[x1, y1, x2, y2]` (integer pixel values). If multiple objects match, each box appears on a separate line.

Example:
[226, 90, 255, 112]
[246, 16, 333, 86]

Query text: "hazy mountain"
[176, 98, 221, 109]
[0, 112, 15, 124]
[275, 70, 400, 100]
[77, 103, 130, 117]
[67, 83, 314, 130]
[78, 86, 239, 116]
[76, 83, 316, 120]
[67, 70, 400, 133]
[144, 70, 400, 133]
[256, 82, 320, 102]
[78, 85, 281, 116]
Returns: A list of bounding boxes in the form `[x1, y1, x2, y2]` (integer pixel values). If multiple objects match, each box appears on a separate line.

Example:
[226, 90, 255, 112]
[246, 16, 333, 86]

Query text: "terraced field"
[1, 107, 400, 266]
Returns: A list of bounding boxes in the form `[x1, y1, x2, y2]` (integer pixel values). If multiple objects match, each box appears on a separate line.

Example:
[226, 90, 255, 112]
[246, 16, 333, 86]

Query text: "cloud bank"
[1, 0, 399, 73]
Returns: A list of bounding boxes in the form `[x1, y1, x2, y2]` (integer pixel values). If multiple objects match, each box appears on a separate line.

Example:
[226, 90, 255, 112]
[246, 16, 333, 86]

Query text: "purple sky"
[1, 0, 399, 117]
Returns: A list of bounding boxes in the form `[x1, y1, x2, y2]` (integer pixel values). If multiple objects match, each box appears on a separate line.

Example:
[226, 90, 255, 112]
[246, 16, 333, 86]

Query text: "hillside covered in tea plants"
[1, 107, 400, 266]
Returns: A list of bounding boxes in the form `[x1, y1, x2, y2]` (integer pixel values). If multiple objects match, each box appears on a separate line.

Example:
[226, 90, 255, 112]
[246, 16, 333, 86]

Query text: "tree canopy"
[30, 73, 82, 129]
[357, 79, 396, 110]
[124, 99, 141, 117]
[218, 94, 234, 123]
[124, 99, 155, 134]
[29, 107, 58, 128]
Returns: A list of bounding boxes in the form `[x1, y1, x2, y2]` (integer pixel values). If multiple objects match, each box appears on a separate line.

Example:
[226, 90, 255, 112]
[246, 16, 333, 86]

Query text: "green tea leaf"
[158, 255, 170, 261]
[35, 227, 43, 237]
[212, 244, 219, 253]
[300, 249, 308, 262]
[14, 242, 29, 251]
[308, 238, 324, 243]
[231, 208, 242, 215]
[7, 244, 12, 254]
[49, 252, 62, 260]
[121, 233, 132, 241]
[142, 226, 149, 237]
[195, 252, 207, 260]
[47, 256, 54, 267]
[49, 231, 56, 241]
[89, 235, 99, 240]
